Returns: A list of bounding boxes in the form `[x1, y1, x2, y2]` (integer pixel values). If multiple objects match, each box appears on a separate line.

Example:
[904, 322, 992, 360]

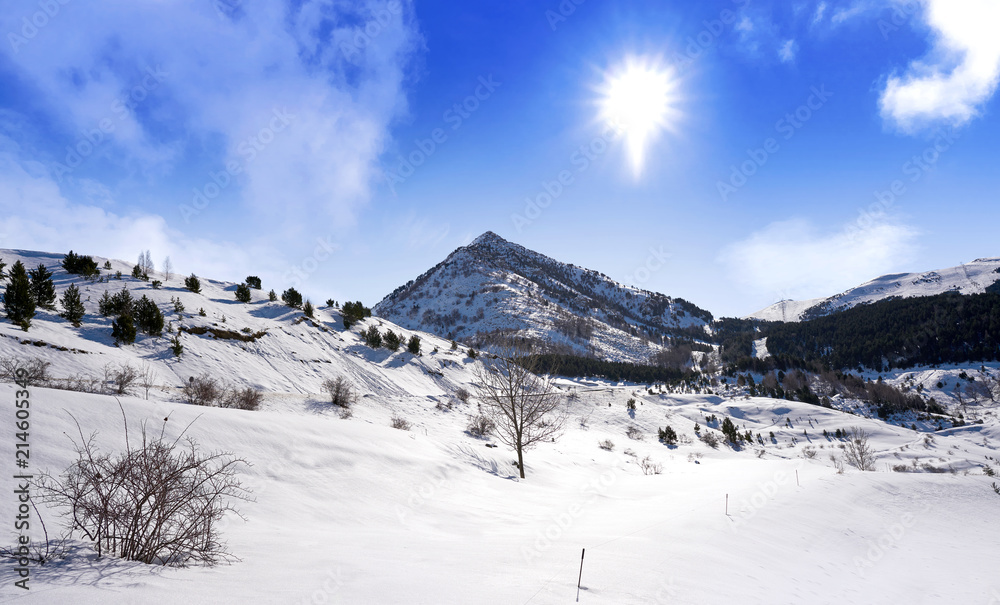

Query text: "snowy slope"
[375, 232, 713, 364]
[2, 248, 1000, 603]
[749, 257, 1000, 322]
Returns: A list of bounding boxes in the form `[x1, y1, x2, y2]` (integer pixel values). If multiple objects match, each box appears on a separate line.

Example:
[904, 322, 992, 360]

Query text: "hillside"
[374, 232, 713, 364]
[1, 248, 1000, 603]
[749, 257, 1000, 322]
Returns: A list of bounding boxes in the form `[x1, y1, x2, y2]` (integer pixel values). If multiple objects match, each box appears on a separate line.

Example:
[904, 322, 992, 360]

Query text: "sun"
[599, 57, 680, 176]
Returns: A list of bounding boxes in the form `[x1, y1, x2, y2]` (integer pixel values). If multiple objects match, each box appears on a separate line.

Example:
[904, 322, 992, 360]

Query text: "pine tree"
[245, 276, 262, 289]
[407, 335, 421, 355]
[2, 261, 35, 330]
[303, 300, 314, 318]
[235, 283, 252, 303]
[362, 325, 382, 348]
[60, 283, 86, 326]
[384, 329, 401, 351]
[134, 295, 164, 336]
[185, 274, 201, 294]
[0, 258, 7, 281]
[268, 289, 277, 302]
[281, 288, 303, 309]
[28, 264, 57, 309]
[112, 311, 137, 345]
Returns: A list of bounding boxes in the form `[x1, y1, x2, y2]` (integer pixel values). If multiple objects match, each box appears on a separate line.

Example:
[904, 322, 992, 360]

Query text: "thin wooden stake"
[725, 493, 729, 515]
[796, 470, 800, 487]
[576, 548, 586, 602]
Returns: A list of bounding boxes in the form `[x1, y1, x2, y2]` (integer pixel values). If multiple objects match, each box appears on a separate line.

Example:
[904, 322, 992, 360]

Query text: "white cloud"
[0, 137, 277, 285]
[813, 2, 828, 25]
[779, 39, 799, 63]
[879, 0, 1000, 132]
[718, 217, 919, 303]
[0, 0, 421, 228]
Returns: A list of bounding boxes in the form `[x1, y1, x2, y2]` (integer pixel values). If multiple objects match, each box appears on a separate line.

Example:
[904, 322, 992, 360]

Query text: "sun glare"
[600, 58, 679, 176]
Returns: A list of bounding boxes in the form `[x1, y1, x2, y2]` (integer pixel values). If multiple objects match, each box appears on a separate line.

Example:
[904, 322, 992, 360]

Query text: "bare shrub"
[701, 432, 720, 449]
[221, 387, 264, 411]
[390, 414, 411, 431]
[803, 447, 817, 459]
[104, 362, 140, 396]
[35, 411, 251, 566]
[640, 456, 662, 475]
[183, 374, 222, 406]
[830, 454, 845, 474]
[338, 406, 353, 420]
[626, 425, 644, 441]
[598, 439, 615, 451]
[138, 363, 157, 400]
[844, 427, 876, 471]
[0, 357, 51, 386]
[322, 376, 356, 408]
[454, 387, 471, 404]
[466, 414, 495, 438]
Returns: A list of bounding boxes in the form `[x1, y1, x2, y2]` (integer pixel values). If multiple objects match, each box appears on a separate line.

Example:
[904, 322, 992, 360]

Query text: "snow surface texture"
[374, 232, 713, 364]
[749, 257, 1000, 322]
[1, 250, 999, 603]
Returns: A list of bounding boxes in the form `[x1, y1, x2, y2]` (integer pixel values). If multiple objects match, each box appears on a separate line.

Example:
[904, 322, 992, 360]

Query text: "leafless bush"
[844, 427, 876, 471]
[183, 374, 222, 406]
[700, 432, 719, 449]
[322, 376, 356, 408]
[640, 456, 662, 475]
[454, 387, 471, 404]
[35, 411, 251, 566]
[466, 414, 495, 437]
[338, 406, 353, 420]
[0, 357, 50, 386]
[221, 387, 264, 411]
[626, 425, 643, 441]
[598, 439, 615, 451]
[390, 414, 411, 431]
[104, 362, 140, 396]
[830, 454, 845, 474]
[803, 447, 817, 459]
[50, 373, 103, 394]
[138, 363, 157, 400]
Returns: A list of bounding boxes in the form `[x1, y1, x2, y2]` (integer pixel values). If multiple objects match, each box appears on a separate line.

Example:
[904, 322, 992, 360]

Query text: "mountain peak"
[468, 231, 508, 247]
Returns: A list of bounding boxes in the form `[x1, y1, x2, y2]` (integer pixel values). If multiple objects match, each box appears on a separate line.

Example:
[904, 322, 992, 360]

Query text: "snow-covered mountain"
[750, 257, 1000, 322]
[374, 232, 713, 363]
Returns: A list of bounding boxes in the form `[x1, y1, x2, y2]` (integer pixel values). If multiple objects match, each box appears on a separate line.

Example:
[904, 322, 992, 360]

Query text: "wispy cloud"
[0, 0, 422, 231]
[779, 39, 799, 63]
[719, 217, 919, 303]
[879, 0, 1000, 133]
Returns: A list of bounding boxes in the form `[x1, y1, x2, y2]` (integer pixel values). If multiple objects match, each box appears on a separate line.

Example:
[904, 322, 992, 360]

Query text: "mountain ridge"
[375, 231, 713, 363]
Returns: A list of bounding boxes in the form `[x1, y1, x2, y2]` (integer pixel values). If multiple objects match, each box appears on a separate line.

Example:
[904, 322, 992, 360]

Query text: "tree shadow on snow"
[448, 443, 519, 481]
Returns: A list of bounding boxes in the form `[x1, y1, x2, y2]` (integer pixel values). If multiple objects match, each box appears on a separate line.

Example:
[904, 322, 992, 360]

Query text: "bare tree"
[844, 427, 876, 471]
[104, 362, 140, 396]
[162, 256, 173, 282]
[473, 347, 565, 479]
[138, 363, 157, 400]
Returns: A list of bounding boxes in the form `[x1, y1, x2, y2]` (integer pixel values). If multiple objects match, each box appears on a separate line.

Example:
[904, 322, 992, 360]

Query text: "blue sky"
[1, 0, 998, 318]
